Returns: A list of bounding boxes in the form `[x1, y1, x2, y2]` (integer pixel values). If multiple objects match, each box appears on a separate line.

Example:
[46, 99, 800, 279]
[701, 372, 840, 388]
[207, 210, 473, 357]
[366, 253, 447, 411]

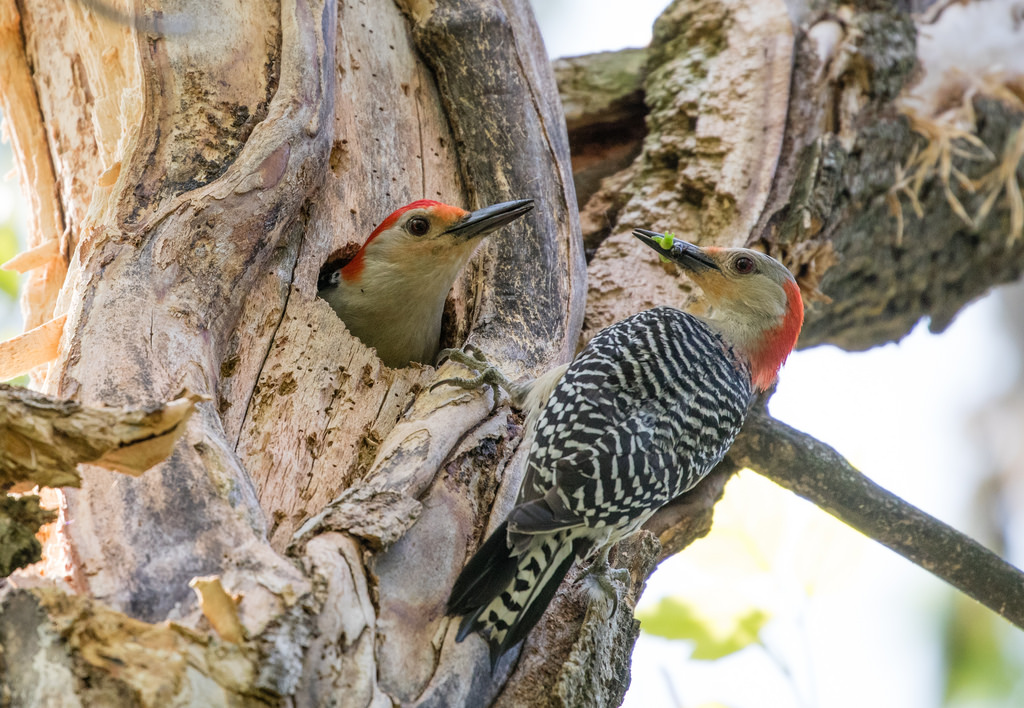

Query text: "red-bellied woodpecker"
[318, 198, 534, 368]
[445, 230, 804, 666]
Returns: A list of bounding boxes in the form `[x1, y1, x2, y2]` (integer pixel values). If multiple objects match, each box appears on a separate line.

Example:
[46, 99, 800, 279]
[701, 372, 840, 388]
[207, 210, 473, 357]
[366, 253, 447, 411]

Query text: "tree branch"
[553, 48, 647, 211]
[728, 408, 1024, 630]
[566, 12, 1024, 355]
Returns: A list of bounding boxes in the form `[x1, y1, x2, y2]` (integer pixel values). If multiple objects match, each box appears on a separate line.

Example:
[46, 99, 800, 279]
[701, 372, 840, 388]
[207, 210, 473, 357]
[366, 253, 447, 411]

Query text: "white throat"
[324, 237, 480, 367]
[698, 285, 788, 359]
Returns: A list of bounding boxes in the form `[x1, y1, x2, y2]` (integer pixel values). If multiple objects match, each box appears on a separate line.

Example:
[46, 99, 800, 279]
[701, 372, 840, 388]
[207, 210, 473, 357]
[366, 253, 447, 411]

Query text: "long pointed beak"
[633, 228, 720, 272]
[445, 199, 535, 239]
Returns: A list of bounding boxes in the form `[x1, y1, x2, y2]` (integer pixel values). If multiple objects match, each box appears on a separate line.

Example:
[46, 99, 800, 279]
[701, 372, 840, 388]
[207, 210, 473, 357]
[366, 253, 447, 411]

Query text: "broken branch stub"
[0, 386, 203, 575]
[0, 385, 205, 491]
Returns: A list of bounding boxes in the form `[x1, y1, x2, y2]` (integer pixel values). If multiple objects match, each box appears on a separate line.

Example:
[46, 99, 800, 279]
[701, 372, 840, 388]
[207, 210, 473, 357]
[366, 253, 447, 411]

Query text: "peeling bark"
[0, 0, 67, 334]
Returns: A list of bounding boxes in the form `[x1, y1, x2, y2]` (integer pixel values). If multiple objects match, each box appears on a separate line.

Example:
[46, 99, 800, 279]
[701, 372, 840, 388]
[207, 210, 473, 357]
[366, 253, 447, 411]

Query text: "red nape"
[341, 200, 466, 282]
[749, 279, 804, 391]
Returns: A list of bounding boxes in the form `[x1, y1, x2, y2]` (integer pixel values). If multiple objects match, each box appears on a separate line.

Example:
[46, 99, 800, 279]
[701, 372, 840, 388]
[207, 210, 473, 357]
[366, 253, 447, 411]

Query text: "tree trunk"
[1, 0, 1022, 705]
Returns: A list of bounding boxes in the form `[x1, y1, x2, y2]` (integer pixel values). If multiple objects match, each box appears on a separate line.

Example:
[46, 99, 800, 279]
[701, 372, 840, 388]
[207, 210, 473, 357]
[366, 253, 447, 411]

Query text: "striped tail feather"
[447, 521, 584, 667]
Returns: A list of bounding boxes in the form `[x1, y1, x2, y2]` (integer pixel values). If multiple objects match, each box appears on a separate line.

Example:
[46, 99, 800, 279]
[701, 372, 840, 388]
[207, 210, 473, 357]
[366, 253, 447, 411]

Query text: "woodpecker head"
[319, 198, 534, 367]
[633, 229, 804, 391]
[319, 198, 535, 291]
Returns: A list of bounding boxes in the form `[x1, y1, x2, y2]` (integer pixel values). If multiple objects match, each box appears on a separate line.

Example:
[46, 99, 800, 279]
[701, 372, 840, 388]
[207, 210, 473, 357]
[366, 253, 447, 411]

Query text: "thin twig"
[727, 409, 1024, 631]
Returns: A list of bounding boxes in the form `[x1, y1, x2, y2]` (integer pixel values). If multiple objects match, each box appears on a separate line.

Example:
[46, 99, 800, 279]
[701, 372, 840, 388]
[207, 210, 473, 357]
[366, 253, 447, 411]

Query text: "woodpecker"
[318, 198, 534, 368]
[445, 230, 804, 666]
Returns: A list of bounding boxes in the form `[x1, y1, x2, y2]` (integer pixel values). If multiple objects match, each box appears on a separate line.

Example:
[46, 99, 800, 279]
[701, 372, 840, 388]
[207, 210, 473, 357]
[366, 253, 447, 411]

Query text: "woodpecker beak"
[444, 199, 535, 239]
[633, 229, 720, 272]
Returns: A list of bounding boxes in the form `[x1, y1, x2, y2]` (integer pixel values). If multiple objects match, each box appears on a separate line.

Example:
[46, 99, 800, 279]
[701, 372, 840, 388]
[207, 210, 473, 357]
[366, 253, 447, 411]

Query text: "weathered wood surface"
[4, 0, 335, 696]
[45, 0, 331, 637]
[232, 0, 459, 550]
[2, 0, 587, 702]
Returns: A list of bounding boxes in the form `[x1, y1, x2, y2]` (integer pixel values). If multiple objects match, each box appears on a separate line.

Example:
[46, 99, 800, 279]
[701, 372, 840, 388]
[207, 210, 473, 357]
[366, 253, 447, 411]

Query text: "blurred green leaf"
[0, 223, 18, 299]
[944, 596, 1021, 704]
[3, 374, 28, 387]
[637, 596, 770, 660]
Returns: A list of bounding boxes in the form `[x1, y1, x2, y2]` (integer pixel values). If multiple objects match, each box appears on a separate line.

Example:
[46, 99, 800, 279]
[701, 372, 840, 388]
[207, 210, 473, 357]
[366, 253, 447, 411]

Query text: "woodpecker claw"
[579, 548, 630, 618]
[436, 346, 487, 367]
[432, 347, 514, 412]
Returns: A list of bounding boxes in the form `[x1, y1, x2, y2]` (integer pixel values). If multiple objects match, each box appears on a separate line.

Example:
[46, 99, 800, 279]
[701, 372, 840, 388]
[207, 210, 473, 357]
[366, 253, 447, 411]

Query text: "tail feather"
[491, 544, 575, 662]
[447, 521, 585, 667]
[447, 520, 520, 620]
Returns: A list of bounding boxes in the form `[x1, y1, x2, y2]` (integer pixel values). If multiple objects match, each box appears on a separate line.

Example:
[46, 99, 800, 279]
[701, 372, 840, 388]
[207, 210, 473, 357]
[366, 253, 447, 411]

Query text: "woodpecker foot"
[433, 346, 515, 411]
[579, 554, 630, 618]
[436, 345, 490, 371]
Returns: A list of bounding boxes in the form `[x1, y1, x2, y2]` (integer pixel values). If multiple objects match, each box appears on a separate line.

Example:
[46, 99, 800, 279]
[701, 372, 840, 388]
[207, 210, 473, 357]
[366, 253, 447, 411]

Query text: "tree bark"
[1, 0, 1023, 705]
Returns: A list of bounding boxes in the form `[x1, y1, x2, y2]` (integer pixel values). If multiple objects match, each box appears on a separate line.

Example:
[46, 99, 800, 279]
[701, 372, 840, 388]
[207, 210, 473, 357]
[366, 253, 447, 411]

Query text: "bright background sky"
[2, 3, 1022, 707]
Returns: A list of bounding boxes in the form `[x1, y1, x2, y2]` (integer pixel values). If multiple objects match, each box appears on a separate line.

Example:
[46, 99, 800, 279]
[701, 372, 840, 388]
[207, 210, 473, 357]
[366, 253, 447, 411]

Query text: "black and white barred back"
[447, 306, 755, 665]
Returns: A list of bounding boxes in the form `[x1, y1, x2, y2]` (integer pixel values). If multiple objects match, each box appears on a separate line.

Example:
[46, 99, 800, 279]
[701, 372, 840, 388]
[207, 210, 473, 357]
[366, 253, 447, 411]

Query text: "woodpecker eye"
[407, 216, 430, 236]
[734, 256, 756, 274]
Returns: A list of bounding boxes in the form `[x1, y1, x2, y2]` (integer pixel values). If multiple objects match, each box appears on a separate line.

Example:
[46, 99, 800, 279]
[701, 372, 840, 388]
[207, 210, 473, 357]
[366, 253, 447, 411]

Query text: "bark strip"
[0, 0, 67, 330]
[0, 316, 66, 381]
